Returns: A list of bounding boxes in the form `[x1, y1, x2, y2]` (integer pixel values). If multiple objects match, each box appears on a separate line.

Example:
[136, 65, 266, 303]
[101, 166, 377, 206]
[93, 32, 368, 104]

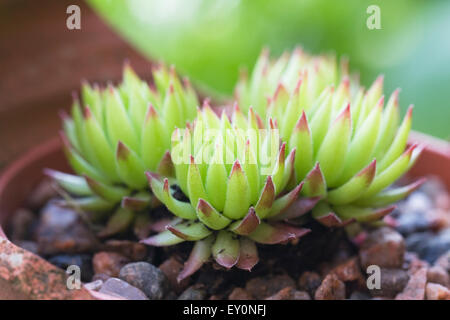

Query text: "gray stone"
[406, 229, 450, 263]
[119, 262, 169, 300]
[178, 285, 206, 300]
[84, 280, 103, 291]
[369, 268, 409, 298]
[100, 278, 148, 300]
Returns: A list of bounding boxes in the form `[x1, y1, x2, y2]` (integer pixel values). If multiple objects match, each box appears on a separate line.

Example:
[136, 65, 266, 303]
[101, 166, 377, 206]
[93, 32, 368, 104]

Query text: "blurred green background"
[88, 0, 450, 139]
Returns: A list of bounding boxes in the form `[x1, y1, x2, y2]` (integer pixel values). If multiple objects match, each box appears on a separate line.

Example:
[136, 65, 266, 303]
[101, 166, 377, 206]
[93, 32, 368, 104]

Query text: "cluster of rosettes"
[46, 64, 198, 236]
[48, 48, 424, 279]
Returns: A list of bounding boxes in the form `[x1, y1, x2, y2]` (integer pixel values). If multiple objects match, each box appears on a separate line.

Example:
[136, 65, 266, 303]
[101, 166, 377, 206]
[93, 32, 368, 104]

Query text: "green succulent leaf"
[223, 161, 251, 220]
[146, 172, 197, 220]
[196, 198, 232, 230]
[178, 235, 214, 282]
[166, 221, 212, 241]
[301, 163, 327, 197]
[44, 169, 92, 196]
[254, 176, 275, 219]
[327, 160, 377, 205]
[141, 105, 169, 171]
[141, 230, 185, 247]
[378, 106, 413, 171]
[116, 141, 147, 189]
[356, 178, 426, 207]
[212, 230, 240, 269]
[84, 175, 129, 202]
[236, 238, 259, 272]
[57, 196, 115, 213]
[248, 222, 310, 244]
[229, 207, 261, 235]
[359, 144, 418, 200]
[98, 207, 135, 237]
[334, 205, 396, 223]
[289, 111, 313, 182]
[316, 104, 352, 187]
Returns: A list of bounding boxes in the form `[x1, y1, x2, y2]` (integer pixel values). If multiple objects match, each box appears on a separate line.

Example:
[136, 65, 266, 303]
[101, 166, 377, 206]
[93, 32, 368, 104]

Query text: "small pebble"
[331, 257, 362, 282]
[100, 278, 148, 300]
[93, 252, 130, 277]
[102, 240, 147, 261]
[403, 192, 433, 213]
[395, 267, 427, 300]
[396, 210, 434, 235]
[228, 288, 253, 300]
[298, 271, 322, 296]
[435, 250, 450, 272]
[178, 285, 206, 300]
[359, 227, 405, 269]
[314, 274, 346, 300]
[369, 268, 409, 298]
[427, 265, 449, 288]
[84, 280, 103, 291]
[245, 274, 296, 299]
[265, 287, 310, 300]
[159, 257, 189, 293]
[119, 262, 169, 300]
[292, 290, 311, 300]
[406, 229, 450, 263]
[425, 283, 450, 300]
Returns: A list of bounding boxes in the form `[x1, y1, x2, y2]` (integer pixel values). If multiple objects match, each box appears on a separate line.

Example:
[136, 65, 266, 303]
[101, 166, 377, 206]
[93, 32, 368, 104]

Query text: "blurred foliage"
[88, 0, 449, 139]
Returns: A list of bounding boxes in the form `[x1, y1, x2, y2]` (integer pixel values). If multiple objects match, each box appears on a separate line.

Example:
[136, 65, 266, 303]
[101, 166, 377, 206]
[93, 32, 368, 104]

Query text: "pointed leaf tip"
[230, 207, 261, 235]
[145, 171, 162, 183]
[83, 106, 92, 119]
[358, 159, 377, 180]
[118, 141, 133, 161]
[145, 104, 157, 121]
[236, 238, 259, 272]
[177, 236, 213, 282]
[231, 160, 243, 175]
[196, 199, 212, 217]
[295, 111, 309, 132]
[248, 222, 310, 244]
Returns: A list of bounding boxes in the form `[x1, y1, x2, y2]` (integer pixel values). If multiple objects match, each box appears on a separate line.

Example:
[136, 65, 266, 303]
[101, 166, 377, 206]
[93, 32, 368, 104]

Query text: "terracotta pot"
[0, 132, 449, 299]
[0, 138, 117, 300]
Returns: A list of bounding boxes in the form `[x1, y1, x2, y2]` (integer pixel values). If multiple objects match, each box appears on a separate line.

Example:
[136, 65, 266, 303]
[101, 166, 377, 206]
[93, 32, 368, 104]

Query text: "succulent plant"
[46, 64, 199, 235]
[235, 48, 351, 120]
[143, 105, 310, 280]
[235, 48, 424, 227]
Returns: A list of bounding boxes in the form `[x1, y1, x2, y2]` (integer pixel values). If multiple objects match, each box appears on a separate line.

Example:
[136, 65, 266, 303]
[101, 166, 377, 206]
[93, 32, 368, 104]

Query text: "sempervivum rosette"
[143, 105, 310, 280]
[46, 64, 198, 236]
[234, 47, 351, 120]
[235, 49, 424, 227]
